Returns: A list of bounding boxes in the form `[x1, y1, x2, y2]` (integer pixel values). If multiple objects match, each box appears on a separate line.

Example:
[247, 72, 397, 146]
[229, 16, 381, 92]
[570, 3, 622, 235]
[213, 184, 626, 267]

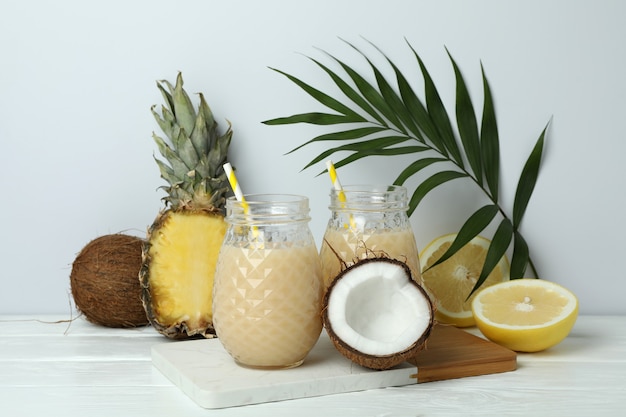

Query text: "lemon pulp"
[420, 233, 509, 327]
[471, 278, 579, 352]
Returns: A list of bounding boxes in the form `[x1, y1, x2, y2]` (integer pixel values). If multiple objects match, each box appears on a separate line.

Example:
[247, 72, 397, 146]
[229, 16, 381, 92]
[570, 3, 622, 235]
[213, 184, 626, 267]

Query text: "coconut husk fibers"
[70, 233, 148, 328]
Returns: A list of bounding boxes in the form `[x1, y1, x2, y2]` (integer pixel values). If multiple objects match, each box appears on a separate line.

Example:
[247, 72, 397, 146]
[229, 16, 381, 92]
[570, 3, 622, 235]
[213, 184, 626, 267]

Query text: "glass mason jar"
[212, 194, 323, 369]
[319, 185, 421, 290]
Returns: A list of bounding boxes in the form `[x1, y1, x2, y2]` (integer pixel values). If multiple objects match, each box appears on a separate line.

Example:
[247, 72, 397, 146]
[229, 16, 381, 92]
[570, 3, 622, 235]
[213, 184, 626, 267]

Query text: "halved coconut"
[323, 257, 434, 370]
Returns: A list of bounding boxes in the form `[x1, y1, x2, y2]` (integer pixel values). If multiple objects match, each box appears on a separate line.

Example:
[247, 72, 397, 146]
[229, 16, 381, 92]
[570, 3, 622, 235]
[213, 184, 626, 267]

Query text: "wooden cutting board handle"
[408, 324, 517, 383]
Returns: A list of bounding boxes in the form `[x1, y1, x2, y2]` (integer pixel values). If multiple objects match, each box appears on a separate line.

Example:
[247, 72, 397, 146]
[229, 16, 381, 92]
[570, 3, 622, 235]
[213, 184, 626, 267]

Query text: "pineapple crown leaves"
[262, 38, 548, 297]
[151, 72, 232, 211]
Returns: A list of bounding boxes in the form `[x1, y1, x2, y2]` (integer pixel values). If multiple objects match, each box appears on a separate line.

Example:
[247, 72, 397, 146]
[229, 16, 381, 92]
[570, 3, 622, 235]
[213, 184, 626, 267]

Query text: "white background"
[1, 0, 624, 315]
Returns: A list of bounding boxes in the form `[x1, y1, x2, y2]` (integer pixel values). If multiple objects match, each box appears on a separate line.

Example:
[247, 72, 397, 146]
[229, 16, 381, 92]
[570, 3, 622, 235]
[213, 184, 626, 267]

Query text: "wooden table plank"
[0, 315, 624, 416]
[0, 361, 171, 387]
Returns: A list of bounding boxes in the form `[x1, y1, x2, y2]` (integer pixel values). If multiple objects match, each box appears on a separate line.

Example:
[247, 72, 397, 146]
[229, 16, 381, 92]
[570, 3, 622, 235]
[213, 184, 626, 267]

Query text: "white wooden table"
[1, 315, 624, 416]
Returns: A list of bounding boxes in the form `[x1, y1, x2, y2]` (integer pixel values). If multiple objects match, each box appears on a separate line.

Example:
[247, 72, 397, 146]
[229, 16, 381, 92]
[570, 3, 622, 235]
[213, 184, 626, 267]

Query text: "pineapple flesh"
[140, 72, 232, 339]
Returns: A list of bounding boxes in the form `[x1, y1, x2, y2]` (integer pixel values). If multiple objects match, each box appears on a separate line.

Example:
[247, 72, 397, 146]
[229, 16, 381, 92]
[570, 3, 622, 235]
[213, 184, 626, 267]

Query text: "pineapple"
[140, 72, 232, 339]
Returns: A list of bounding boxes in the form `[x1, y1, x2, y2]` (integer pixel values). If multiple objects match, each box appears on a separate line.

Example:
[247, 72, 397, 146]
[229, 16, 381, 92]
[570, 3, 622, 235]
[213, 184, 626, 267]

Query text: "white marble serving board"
[151, 330, 416, 409]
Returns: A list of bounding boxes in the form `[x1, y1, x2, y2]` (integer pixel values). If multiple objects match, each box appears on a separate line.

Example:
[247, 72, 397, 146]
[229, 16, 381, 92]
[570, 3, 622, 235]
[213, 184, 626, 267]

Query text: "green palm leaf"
[263, 39, 548, 291]
[394, 157, 448, 185]
[307, 56, 387, 126]
[321, 145, 431, 174]
[327, 51, 405, 132]
[365, 39, 431, 144]
[392, 54, 441, 149]
[480, 64, 500, 202]
[302, 136, 420, 171]
[448, 50, 482, 184]
[407, 171, 467, 216]
[424, 204, 499, 271]
[267, 67, 363, 120]
[510, 231, 530, 279]
[287, 126, 388, 155]
[468, 218, 514, 298]
[513, 125, 547, 228]
[409, 44, 465, 166]
[265, 112, 365, 125]
[345, 41, 421, 137]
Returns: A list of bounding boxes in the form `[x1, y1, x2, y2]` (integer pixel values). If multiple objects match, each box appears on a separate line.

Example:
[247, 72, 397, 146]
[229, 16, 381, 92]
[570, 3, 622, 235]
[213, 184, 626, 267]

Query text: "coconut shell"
[323, 257, 435, 370]
[70, 234, 148, 328]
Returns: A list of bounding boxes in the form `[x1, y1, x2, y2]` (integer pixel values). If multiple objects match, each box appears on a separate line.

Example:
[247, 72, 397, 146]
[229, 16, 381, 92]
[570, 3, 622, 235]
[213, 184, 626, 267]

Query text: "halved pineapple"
[140, 73, 232, 339]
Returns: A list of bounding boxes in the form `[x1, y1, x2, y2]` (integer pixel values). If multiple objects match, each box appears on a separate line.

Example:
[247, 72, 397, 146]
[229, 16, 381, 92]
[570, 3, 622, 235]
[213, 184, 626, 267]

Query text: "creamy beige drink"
[213, 242, 323, 369]
[320, 185, 420, 290]
[320, 228, 421, 289]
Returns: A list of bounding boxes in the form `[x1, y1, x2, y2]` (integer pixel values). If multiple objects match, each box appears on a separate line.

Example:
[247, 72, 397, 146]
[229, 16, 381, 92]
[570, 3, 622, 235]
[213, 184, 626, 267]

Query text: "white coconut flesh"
[326, 260, 433, 356]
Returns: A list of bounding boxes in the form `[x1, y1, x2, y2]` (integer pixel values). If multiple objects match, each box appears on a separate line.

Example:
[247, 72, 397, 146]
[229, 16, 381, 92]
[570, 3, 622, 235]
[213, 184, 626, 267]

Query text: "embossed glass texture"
[320, 185, 421, 289]
[212, 194, 323, 369]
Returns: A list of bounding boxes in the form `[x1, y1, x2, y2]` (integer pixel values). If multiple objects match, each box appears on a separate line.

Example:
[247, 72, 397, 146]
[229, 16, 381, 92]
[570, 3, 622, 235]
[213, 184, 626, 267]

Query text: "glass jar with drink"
[212, 194, 323, 369]
[319, 184, 421, 290]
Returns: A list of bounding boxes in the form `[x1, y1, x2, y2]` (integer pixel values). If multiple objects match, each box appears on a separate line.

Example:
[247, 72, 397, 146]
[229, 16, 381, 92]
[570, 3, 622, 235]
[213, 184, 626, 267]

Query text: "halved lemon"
[419, 233, 509, 327]
[471, 279, 579, 352]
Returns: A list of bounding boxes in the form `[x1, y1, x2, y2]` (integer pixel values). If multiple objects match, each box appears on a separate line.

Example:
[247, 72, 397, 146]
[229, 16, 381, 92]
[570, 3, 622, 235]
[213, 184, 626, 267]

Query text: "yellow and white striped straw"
[326, 160, 356, 229]
[223, 162, 259, 238]
[326, 160, 346, 204]
[223, 162, 247, 208]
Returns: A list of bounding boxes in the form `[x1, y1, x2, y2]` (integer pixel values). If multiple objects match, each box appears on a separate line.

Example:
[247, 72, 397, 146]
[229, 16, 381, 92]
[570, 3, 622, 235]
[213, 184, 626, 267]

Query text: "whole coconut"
[70, 234, 148, 327]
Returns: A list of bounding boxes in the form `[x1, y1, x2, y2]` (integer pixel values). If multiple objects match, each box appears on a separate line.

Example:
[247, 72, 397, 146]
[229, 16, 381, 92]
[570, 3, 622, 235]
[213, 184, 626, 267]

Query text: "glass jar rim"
[225, 194, 311, 224]
[330, 184, 407, 194]
[226, 193, 309, 205]
[328, 184, 409, 211]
